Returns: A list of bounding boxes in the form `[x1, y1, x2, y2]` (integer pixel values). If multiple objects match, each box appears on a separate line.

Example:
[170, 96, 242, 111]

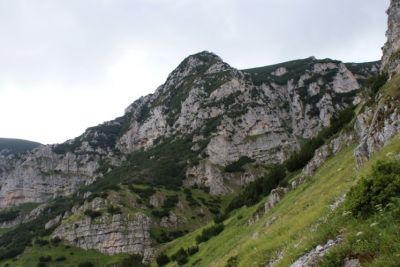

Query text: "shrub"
[162, 195, 179, 209]
[129, 185, 155, 200]
[84, 209, 102, 219]
[364, 72, 388, 96]
[214, 213, 229, 224]
[151, 229, 184, 244]
[187, 245, 199, 255]
[38, 256, 52, 262]
[226, 256, 238, 267]
[50, 237, 61, 246]
[151, 209, 170, 218]
[285, 106, 355, 172]
[346, 160, 400, 217]
[171, 248, 188, 265]
[0, 209, 19, 223]
[35, 238, 49, 246]
[156, 253, 170, 266]
[107, 206, 122, 215]
[117, 254, 146, 267]
[224, 156, 256, 173]
[55, 256, 66, 261]
[37, 263, 48, 267]
[196, 223, 224, 244]
[78, 262, 95, 267]
[184, 189, 200, 207]
[226, 165, 286, 212]
[285, 138, 323, 172]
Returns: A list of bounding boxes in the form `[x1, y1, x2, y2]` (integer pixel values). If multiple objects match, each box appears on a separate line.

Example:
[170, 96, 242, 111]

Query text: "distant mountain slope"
[0, 138, 41, 155]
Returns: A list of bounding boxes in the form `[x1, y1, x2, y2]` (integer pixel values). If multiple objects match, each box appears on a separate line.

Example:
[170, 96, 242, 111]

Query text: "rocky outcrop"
[160, 211, 180, 228]
[52, 212, 153, 262]
[264, 187, 289, 213]
[0, 203, 47, 228]
[303, 132, 356, 177]
[116, 53, 376, 194]
[248, 187, 289, 225]
[184, 160, 229, 195]
[0, 146, 101, 208]
[290, 237, 342, 267]
[0, 52, 378, 206]
[354, 98, 400, 168]
[381, 0, 400, 76]
[0, 120, 125, 208]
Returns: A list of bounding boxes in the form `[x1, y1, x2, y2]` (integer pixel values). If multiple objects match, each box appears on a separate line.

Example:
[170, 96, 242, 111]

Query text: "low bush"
[162, 195, 179, 209]
[55, 256, 66, 261]
[285, 106, 355, 172]
[107, 206, 122, 215]
[0, 209, 19, 223]
[224, 156, 256, 173]
[171, 248, 188, 265]
[156, 253, 170, 266]
[77, 262, 94, 267]
[50, 237, 61, 246]
[214, 213, 229, 224]
[364, 72, 388, 96]
[346, 160, 400, 217]
[117, 254, 147, 267]
[226, 256, 238, 267]
[152, 229, 184, 244]
[84, 209, 102, 219]
[38, 256, 52, 262]
[226, 165, 286, 212]
[195, 223, 225, 244]
[187, 245, 199, 255]
[129, 186, 155, 200]
[35, 238, 49, 246]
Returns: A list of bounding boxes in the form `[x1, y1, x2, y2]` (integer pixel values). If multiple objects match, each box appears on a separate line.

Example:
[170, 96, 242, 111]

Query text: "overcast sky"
[0, 0, 390, 144]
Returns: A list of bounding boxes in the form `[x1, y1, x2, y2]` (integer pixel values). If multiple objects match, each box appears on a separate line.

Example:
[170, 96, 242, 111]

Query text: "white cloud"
[0, 0, 390, 143]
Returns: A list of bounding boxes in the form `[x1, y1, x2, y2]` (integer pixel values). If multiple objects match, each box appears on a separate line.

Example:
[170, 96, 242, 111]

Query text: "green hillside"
[0, 138, 41, 155]
[155, 135, 400, 267]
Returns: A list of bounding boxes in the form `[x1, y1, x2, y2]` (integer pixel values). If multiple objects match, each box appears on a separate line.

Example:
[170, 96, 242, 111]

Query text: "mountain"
[0, 138, 41, 156]
[0, 1, 399, 266]
[0, 55, 379, 209]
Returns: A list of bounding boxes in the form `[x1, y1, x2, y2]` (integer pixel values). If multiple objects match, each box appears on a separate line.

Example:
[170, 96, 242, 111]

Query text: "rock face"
[290, 237, 342, 267]
[116, 54, 376, 193]
[264, 187, 288, 213]
[354, 97, 400, 167]
[0, 146, 101, 208]
[0, 203, 47, 228]
[381, 0, 400, 76]
[0, 52, 378, 208]
[0, 120, 124, 208]
[52, 212, 153, 261]
[303, 131, 355, 177]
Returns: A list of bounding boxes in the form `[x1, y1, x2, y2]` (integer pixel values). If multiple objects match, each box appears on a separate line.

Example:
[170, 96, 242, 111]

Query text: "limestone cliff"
[381, 0, 400, 76]
[0, 53, 378, 208]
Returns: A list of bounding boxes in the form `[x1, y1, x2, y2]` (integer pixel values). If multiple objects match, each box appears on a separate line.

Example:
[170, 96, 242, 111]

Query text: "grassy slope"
[157, 135, 400, 267]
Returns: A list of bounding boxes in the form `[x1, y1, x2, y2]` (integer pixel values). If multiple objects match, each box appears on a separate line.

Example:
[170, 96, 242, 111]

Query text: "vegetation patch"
[195, 223, 225, 244]
[224, 156, 256, 173]
[285, 106, 355, 172]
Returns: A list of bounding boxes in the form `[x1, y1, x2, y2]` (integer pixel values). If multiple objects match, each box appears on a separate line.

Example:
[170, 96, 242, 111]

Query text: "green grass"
[382, 73, 400, 98]
[0, 241, 126, 267]
[155, 135, 400, 267]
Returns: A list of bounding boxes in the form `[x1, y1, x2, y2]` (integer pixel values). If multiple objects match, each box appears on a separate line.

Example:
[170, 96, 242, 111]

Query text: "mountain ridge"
[1, 6, 400, 264]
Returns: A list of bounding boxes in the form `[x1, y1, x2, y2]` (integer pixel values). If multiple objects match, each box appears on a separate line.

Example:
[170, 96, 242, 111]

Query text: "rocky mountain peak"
[381, 0, 400, 76]
[0, 51, 380, 208]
